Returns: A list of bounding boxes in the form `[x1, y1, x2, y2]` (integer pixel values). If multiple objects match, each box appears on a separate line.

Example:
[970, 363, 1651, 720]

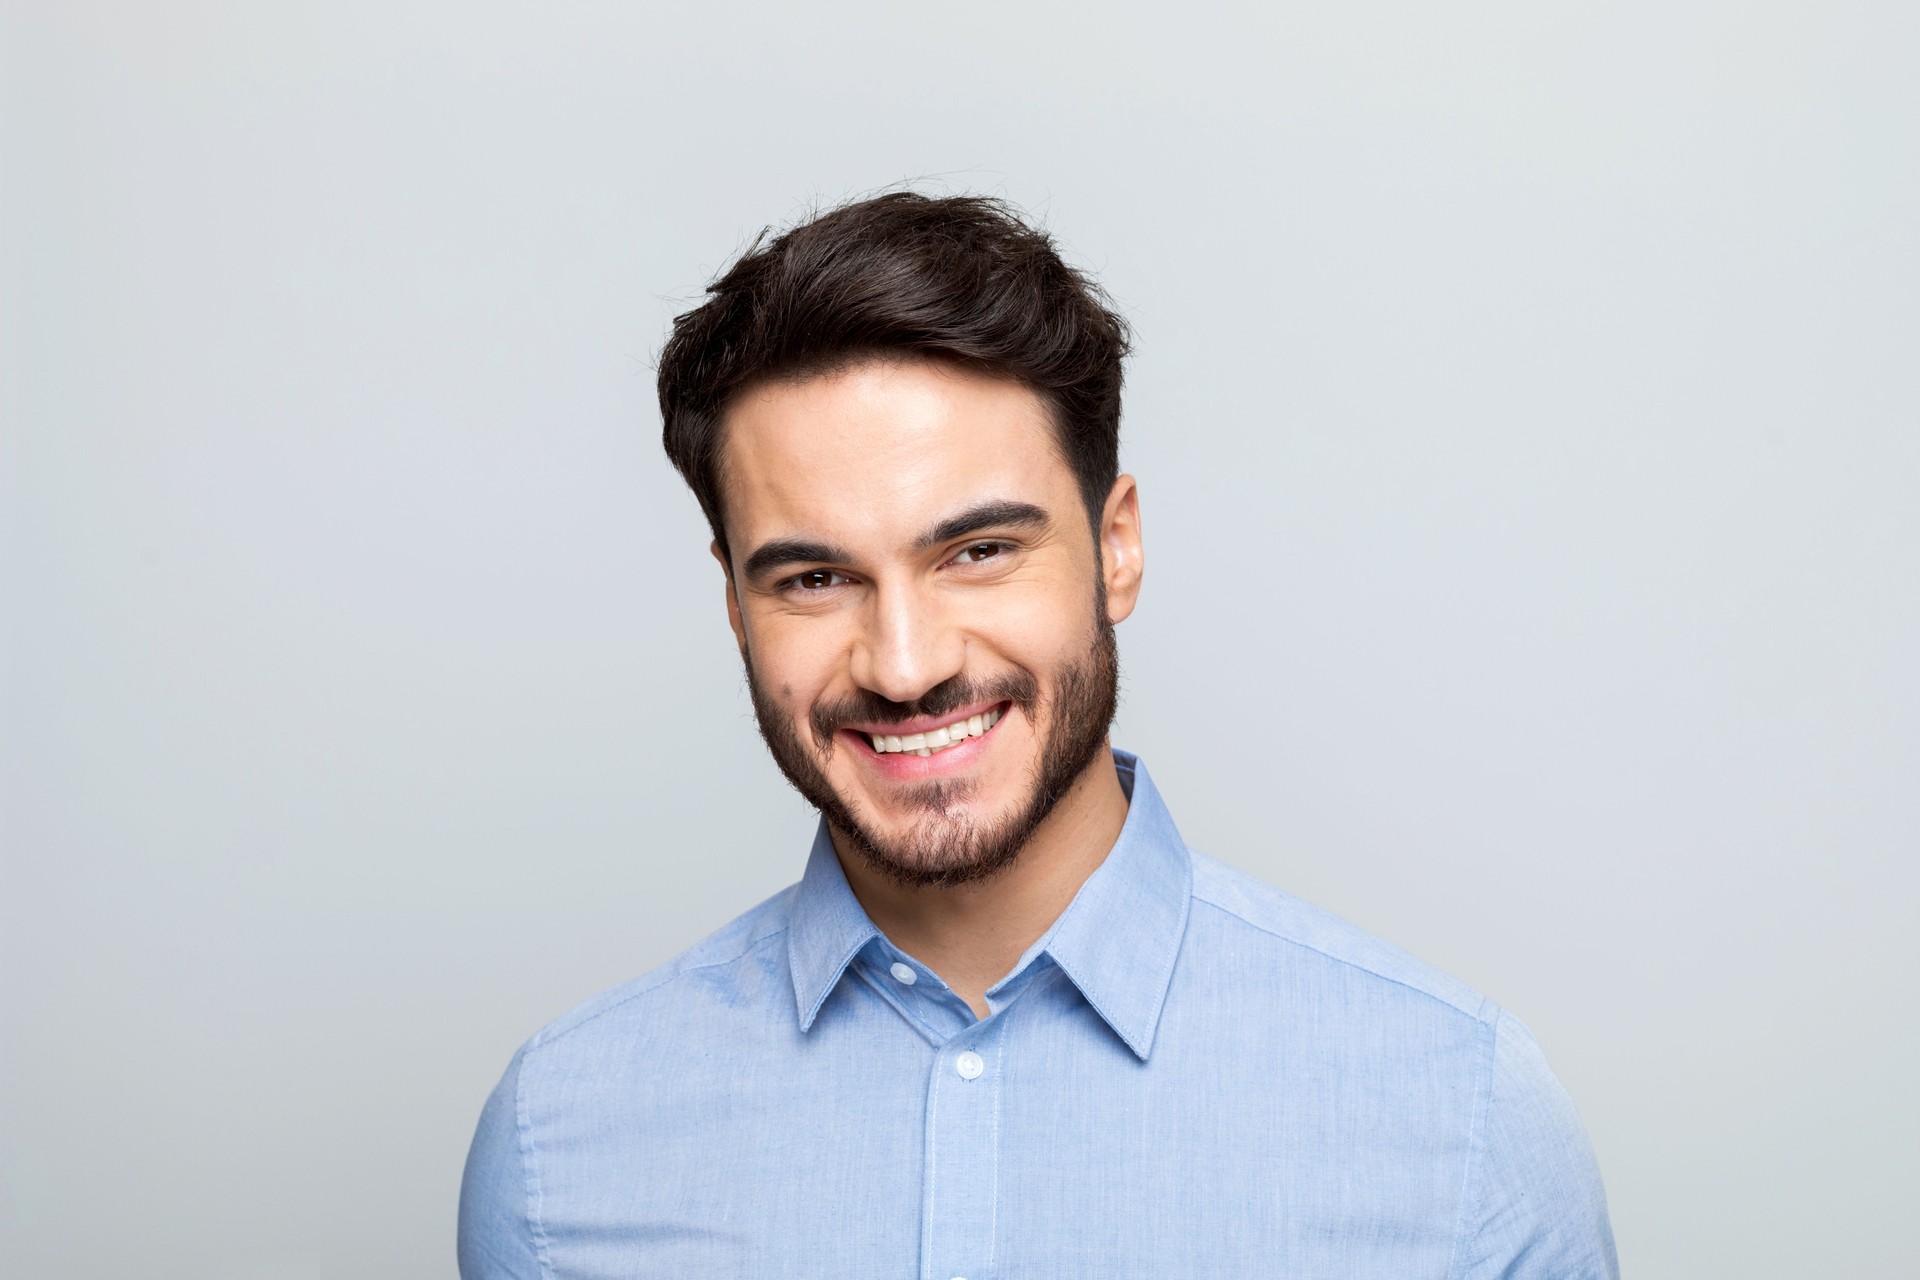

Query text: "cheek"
[977, 582, 1098, 668]
[749, 616, 848, 703]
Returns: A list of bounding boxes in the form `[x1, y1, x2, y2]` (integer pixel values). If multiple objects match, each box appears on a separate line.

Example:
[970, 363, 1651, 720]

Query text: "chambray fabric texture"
[458, 752, 1616, 1279]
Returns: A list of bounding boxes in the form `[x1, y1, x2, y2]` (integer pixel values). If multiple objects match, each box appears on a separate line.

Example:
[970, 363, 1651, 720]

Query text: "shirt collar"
[786, 749, 1193, 1061]
[1034, 750, 1192, 1059]
[786, 821, 882, 1035]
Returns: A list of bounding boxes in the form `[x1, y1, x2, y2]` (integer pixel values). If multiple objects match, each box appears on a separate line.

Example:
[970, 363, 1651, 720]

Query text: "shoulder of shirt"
[518, 884, 797, 1057]
[1186, 847, 1498, 1026]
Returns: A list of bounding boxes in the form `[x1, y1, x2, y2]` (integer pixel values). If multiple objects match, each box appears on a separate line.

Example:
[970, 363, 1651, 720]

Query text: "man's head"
[658, 193, 1130, 558]
[657, 194, 1141, 888]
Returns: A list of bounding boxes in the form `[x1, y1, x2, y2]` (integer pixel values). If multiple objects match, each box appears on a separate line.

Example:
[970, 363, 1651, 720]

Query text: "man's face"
[717, 357, 1141, 888]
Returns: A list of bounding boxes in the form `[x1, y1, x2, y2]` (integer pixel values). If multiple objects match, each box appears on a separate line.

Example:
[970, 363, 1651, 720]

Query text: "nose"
[848, 581, 965, 706]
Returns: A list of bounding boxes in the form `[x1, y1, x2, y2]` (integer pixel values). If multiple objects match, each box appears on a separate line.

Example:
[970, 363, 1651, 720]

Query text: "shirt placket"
[919, 1012, 1007, 1280]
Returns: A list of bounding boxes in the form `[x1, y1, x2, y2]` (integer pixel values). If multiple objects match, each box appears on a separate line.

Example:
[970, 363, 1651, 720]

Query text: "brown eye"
[961, 543, 1003, 562]
[781, 569, 848, 593]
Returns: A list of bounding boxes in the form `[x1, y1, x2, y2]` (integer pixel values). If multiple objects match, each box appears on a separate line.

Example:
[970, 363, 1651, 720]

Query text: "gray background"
[3, 2, 1915, 1276]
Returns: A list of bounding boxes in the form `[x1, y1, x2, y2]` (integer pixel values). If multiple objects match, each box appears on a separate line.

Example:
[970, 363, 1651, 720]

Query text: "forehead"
[718, 358, 1076, 552]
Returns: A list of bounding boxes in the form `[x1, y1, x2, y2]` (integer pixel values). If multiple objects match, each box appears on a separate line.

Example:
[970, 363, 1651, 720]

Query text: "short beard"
[745, 608, 1120, 890]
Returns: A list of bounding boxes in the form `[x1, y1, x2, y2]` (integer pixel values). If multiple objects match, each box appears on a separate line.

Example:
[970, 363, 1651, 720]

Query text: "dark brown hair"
[656, 192, 1131, 558]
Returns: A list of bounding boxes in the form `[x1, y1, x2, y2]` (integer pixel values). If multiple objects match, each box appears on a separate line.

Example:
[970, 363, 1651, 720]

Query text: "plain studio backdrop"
[3, 2, 1915, 1276]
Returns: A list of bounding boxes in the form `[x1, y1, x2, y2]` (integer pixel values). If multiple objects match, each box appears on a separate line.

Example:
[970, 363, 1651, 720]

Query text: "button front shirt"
[459, 752, 1616, 1278]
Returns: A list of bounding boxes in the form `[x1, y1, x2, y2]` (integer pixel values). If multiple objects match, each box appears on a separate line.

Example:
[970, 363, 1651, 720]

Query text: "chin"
[836, 769, 1062, 889]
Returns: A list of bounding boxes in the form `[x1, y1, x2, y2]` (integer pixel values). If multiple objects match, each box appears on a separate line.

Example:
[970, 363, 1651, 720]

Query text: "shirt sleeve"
[1450, 1011, 1619, 1280]
[458, 1046, 545, 1280]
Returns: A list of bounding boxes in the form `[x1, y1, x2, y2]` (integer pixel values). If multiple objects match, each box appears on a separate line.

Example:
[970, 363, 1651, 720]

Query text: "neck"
[831, 747, 1131, 1019]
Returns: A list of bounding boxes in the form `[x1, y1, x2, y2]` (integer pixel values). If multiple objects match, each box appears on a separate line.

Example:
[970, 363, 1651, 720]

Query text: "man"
[459, 193, 1617, 1278]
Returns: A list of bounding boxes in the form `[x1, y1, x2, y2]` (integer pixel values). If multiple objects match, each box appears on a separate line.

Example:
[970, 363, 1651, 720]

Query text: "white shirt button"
[888, 962, 916, 985]
[955, 1051, 985, 1080]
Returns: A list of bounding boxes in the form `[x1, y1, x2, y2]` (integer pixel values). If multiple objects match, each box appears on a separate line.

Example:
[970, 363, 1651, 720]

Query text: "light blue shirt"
[460, 752, 1615, 1278]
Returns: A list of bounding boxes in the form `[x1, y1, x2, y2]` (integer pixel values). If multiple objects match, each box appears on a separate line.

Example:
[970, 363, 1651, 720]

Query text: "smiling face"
[717, 356, 1142, 888]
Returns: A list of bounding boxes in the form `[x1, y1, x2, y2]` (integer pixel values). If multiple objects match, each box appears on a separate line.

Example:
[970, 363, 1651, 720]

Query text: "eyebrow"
[915, 499, 1051, 550]
[739, 499, 1052, 583]
[741, 538, 854, 581]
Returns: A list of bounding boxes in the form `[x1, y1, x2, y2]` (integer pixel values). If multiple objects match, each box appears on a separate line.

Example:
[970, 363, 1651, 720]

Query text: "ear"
[1098, 474, 1144, 625]
[712, 540, 749, 659]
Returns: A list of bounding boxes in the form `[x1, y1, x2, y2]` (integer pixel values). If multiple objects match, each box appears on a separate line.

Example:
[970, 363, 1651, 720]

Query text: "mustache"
[809, 671, 1039, 750]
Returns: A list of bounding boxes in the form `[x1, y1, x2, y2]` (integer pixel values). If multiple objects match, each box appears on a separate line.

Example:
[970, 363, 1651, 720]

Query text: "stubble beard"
[745, 608, 1120, 890]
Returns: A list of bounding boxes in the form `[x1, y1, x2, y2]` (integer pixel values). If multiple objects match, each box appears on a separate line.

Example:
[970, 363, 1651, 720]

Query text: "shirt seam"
[510, 924, 794, 1274]
[984, 1020, 1004, 1276]
[525, 924, 793, 1058]
[1442, 1008, 1501, 1280]
[1188, 891, 1496, 1026]
[919, 1047, 941, 1280]
[513, 1053, 558, 1280]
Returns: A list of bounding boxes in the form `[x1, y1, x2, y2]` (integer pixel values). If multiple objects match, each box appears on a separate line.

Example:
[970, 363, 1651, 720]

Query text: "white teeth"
[867, 707, 1006, 754]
